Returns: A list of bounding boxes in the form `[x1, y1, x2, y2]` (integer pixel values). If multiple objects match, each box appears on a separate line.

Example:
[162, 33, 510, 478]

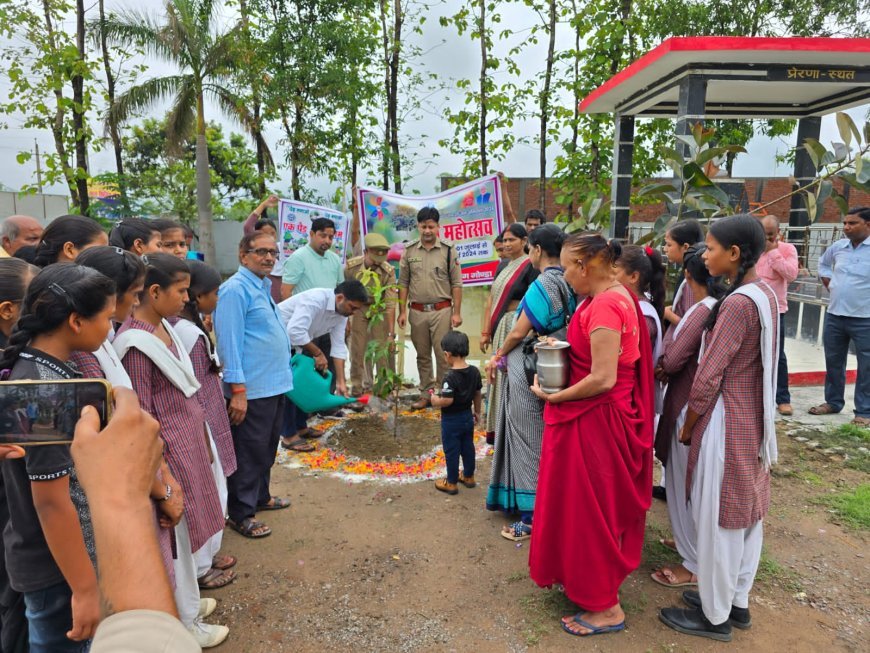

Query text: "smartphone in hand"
[0, 379, 112, 446]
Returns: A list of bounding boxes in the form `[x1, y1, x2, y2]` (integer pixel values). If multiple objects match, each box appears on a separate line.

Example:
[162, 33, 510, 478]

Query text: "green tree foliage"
[439, 0, 527, 178]
[122, 118, 262, 223]
[97, 0, 264, 264]
[0, 0, 100, 212]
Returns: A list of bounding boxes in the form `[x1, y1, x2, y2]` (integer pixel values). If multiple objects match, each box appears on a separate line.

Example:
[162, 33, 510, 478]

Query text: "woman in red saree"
[529, 232, 654, 637]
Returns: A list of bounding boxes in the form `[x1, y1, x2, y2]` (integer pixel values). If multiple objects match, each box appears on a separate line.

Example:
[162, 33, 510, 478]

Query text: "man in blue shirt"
[215, 232, 294, 538]
[811, 207, 870, 426]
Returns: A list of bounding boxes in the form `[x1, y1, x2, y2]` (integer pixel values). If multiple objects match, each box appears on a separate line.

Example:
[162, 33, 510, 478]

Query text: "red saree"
[529, 290, 654, 611]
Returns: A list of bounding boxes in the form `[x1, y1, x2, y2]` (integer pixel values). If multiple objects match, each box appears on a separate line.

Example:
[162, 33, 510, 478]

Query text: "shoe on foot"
[458, 473, 476, 488]
[652, 485, 667, 502]
[659, 607, 732, 642]
[777, 403, 793, 416]
[434, 478, 458, 495]
[188, 622, 229, 648]
[851, 416, 870, 427]
[682, 590, 751, 629]
[198, 598, 217, 619]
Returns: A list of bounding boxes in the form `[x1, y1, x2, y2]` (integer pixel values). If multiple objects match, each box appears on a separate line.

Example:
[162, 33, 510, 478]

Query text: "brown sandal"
[651, 566, 698, 588]
[212, 554, 237, 570]
[280, 437, 316, 452]
[808, 403, 839, 415]
[198, 567, 236, 590]
[227, 517, 272, 538]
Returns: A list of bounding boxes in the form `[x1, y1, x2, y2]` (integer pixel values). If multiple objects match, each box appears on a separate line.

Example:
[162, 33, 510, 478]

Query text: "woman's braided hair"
[0, 263, 116, 370]
[705, 214, 766, 329]
[180, 260, 222, 373]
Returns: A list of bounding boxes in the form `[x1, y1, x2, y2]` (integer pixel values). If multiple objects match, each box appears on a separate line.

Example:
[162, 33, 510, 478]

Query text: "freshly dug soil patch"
[328, 414, 441, 459]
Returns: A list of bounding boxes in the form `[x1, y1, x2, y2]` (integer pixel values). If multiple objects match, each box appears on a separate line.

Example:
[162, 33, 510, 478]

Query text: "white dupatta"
[113, 319, 201, 397]
[732, 282, 778, 470]
[640, 299, 664, 414]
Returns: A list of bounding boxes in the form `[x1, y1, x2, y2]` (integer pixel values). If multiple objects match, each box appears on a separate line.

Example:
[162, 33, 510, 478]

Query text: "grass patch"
[788, 425, 870, 474]
[816, 483, 870, 531]
[831, 423, 870, 442]
[755, 548, 803, 594]
[517, 589, 576, 646]
[505, 571, 526, 584]
[641, 522, 675, 570]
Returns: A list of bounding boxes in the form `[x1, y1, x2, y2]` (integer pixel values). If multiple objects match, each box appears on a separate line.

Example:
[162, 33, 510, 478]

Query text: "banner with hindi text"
[356, 174, 504, 286]
[277, 198, 350, 265]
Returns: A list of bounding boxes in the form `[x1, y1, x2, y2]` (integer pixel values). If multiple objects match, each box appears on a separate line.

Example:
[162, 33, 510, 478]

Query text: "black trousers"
[227, 394, 284, 523]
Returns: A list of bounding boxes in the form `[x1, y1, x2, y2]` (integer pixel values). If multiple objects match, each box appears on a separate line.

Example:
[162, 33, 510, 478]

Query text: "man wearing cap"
[345, 233, 397, 396]
[398, 207, 463, 410]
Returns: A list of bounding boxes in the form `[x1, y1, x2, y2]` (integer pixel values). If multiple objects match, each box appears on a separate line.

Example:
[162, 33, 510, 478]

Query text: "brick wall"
[442, 176, 870, 224]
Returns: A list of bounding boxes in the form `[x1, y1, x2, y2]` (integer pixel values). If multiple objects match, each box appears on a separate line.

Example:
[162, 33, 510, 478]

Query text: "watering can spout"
[357, 394, 371, 405]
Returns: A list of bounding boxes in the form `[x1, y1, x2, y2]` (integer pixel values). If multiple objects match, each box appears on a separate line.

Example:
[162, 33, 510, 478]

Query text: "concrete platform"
[784, 337, 857, 386]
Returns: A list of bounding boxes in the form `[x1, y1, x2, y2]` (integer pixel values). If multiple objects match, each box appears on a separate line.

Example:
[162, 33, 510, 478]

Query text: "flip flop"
[257, 496, 291, 511]
[212, 554, 237, 570]
[651, 567, 698, 588]
[561, 615, 625, 637]
[500, 521, 532, 542]
[281, 438, 316, 452]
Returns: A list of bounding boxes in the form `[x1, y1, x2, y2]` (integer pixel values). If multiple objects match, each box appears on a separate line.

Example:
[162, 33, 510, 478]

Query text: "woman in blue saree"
[485, 224, 576, 540]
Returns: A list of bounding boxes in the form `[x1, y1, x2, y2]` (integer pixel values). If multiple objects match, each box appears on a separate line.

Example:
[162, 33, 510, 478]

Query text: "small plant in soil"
[359, 268, 406, 438]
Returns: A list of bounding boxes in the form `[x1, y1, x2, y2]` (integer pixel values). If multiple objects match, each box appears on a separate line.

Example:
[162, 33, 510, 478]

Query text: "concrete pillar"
[609, 114, 634, 240]
[788, 116, 822, 235]
[675, 75, 708, 158]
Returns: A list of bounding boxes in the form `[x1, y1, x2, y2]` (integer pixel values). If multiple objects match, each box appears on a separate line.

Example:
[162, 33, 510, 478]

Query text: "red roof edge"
[579, 36, 870, 114]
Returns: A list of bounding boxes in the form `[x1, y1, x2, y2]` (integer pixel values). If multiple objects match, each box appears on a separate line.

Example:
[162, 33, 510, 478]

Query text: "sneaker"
[198, 597, 217, 619]
[188, 622, 229, 648]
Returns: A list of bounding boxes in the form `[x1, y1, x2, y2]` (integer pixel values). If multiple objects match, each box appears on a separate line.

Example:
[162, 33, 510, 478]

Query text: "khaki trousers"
[349, 312, 395, 393]
[409, 306, 452, 391]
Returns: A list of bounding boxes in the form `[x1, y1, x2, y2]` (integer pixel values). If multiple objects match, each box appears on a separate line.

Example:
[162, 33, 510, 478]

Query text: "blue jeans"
[441, 411, 475, 484]
[776, 313, 790, 405]
[23, 582, 89, 653]
[823, 313, 870, 418]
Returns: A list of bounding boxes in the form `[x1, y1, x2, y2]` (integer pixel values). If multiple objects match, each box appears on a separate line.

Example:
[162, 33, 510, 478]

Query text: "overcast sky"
[0, 0, 866, 206]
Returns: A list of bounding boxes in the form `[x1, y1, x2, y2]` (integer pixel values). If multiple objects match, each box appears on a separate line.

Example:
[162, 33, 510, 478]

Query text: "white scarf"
[639, 299, 664, 414]
[672, 278, 686, 313]
[673, 295, 717, 340]
[172, 318, 221, 366]
[92, 340, 133, 390]
[732, 282, 778, 470]
[113, 319, 201, 397]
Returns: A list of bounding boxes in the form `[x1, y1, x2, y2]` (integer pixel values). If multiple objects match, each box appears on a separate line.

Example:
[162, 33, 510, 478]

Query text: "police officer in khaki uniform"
[398, 207, 463, 409]
[345, 233, 397, 395]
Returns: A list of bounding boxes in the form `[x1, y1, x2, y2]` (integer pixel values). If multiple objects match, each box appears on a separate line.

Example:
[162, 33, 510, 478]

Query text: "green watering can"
[284, 353, 369, 414]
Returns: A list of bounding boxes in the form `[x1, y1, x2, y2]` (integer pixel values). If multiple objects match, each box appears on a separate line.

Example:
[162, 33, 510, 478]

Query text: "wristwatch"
[157, 484, 172, 502]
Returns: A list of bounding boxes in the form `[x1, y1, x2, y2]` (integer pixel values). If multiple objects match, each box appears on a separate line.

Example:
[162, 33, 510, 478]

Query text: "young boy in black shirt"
[429, 332, 482, 495]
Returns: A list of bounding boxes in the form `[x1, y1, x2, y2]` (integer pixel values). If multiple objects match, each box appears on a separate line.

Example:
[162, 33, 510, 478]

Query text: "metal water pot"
[535, 341, 570, 394]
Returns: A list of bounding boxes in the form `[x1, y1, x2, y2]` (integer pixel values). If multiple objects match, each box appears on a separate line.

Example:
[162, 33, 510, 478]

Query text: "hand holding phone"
[0, 379, 112, 446]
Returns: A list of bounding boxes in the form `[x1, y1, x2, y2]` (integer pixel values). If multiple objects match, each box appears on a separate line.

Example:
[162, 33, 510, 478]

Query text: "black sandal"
[226, 517, 272, 538]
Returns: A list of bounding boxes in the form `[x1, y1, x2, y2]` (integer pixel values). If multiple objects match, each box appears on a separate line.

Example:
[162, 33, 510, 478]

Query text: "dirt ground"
[329, 415, 442, 459]
[206, 415, 868, 652]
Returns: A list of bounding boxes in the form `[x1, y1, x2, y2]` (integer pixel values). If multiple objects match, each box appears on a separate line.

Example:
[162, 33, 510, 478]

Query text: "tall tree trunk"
[291, 98, 304, 200]
[478, 0, 488, 175]
[98, 0, 127, 213]
[42, 0, 78, 207]
[567, 0, 581, 217]
[538, 0, 557, 214]
[378, 0, 391, 190]
[73, 0, 90, 216]
[239, 0, 267, 197]
[194, 95, 216, 265]
[388, 0, 402, 193]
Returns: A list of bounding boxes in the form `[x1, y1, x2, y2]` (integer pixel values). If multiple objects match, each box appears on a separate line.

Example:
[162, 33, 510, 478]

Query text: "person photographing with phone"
[0, 263, 116, 652]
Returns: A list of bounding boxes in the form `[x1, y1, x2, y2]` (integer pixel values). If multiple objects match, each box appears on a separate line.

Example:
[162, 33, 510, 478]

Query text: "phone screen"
[0, 380, 111, 446]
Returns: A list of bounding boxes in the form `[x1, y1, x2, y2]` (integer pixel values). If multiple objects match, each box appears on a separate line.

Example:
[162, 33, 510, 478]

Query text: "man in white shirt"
[277, 280, 368, 448]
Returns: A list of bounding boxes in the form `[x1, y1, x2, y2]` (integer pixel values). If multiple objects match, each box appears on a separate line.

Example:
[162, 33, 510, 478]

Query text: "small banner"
[356, 174, 504, 286]
[278, 199, 351, 265]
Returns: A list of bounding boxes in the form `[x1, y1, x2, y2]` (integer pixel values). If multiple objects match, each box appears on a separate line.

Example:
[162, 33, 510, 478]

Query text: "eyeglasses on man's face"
[247, 248, 279, 258]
